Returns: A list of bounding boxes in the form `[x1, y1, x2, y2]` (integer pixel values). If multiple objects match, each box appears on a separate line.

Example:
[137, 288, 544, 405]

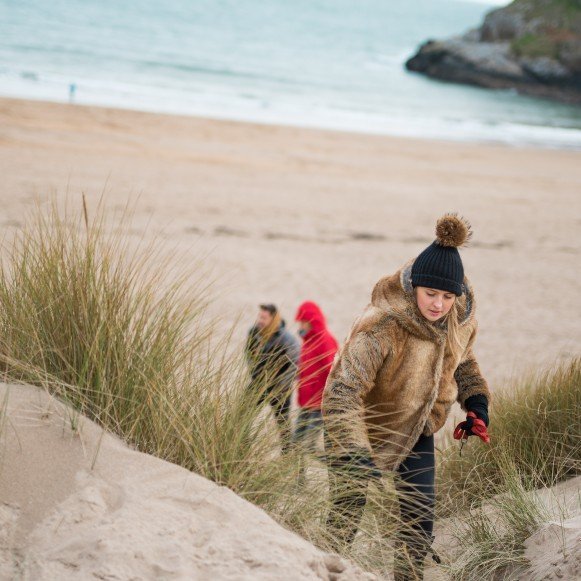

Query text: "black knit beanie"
[411, 214, 472, 296]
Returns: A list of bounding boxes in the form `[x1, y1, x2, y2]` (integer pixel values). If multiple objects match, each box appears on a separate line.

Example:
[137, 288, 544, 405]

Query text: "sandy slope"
[431, 474, 581, 580]
[1, 383, 579, 580]
[523, 477, 581, 580]
[0, 383, 373, 580]
[525, 515, 581, 579]
[1, 98, 580, 388]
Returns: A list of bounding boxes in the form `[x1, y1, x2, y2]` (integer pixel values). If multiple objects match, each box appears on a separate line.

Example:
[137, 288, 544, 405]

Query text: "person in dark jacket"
[246, 303, 300, 451]
[293, 301, 338, 455]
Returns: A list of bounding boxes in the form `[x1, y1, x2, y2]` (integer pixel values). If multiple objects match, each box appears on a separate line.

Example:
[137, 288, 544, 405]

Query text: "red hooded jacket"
[295, 301, 338, 409]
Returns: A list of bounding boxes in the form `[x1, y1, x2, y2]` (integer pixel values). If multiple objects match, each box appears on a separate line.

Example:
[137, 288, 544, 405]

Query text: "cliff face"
[405, 0, 581, 104]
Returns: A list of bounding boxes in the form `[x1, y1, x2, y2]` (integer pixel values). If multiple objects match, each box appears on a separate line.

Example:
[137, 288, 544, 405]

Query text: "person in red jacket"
[293, 301, 339, 462]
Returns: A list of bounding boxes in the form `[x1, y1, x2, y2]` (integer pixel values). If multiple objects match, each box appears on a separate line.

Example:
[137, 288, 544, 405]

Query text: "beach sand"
[1, 383, 578, 581]
[1, 97, 580, 387]
[0, 383, 373, 580]
[1, 97, 580, 578]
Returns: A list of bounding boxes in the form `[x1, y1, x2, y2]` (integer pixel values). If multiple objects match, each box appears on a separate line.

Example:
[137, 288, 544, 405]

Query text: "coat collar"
[370, 260, 476, 341]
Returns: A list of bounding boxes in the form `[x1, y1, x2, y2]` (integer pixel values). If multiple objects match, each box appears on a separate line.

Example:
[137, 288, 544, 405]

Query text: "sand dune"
[0, 383, 373, 580]
[523, 477, 581, 580]
[525, 514, 581, 580]
[430, 473, 581, 580]
[1, 383, 579, 580]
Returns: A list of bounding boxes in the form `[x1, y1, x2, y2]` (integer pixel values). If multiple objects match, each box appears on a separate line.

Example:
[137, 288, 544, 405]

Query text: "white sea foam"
[1, 0, 580, 149]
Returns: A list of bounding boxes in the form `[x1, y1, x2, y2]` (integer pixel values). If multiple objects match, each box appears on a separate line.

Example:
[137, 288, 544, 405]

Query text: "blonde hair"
[260, 310, 282, 343]
[444, 300, 464, 355]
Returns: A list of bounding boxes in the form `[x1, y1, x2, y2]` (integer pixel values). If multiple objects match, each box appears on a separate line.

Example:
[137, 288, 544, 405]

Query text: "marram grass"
[438, 356, 581, 511]
[0, 199, 578, 578]
[0, 199, 401, 571]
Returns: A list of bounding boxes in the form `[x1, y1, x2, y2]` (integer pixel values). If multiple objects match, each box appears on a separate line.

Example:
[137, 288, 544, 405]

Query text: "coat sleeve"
[272, 332, 299, 391]
[454, 326, 491, 410]
[322, 309, 392, 456]
[245, 327, 262, 382]
[284, 333, 300, 369]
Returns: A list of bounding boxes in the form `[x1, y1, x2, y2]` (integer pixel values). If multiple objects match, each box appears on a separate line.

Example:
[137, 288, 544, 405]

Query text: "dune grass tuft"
[0, 199, 378, 560]
[0, 200, 301, 495]
[436, 357, 580, 578]
[438, 357, 581, 511]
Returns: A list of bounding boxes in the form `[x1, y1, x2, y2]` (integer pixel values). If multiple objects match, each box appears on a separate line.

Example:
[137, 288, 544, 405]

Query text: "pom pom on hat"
[435, 214, 472, 248]
[411, 213, 472, 296]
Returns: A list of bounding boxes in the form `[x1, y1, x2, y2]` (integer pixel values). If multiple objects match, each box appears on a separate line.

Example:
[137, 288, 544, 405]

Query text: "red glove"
[453, 411, 490, 444]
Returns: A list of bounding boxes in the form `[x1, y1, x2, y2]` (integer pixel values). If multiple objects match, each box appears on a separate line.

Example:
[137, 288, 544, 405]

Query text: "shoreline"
[2, 93, 581, 152]
[1, 96, 580, 384]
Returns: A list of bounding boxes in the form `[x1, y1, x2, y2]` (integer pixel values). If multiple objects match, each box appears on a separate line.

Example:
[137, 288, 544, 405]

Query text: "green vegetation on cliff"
[512, 33, 560, 58]
[512, 0, 581, 26]
[505, 0, 581, 60]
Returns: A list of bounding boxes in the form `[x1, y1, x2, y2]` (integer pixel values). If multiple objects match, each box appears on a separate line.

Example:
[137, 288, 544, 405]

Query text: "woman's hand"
[328, 450, 382, 481]
[453, 411, 490, 444]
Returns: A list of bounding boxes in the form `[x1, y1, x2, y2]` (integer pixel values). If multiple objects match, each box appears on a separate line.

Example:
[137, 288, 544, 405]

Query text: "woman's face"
[415, 287, 456, 322]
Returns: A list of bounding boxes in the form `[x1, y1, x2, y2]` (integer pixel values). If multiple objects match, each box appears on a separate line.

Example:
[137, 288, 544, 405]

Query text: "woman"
[323, 214, 491, 580]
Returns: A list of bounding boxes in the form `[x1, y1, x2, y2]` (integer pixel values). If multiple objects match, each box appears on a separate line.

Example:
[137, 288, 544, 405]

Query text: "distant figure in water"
[245, 303, 299, 452]
[69, 83, 77, 104]
[293, 301, 338, 478]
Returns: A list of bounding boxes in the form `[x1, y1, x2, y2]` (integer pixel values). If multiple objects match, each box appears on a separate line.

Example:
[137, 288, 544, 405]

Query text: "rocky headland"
[406, 0, 581, 104]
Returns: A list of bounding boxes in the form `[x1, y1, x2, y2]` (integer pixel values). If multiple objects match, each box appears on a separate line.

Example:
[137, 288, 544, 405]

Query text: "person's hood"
[295, 301, 327, 336]
[370, 259, 476, 341]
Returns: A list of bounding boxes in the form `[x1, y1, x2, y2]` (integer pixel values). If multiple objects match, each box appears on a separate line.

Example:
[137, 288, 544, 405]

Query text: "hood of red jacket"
[295, 301, 327, 338]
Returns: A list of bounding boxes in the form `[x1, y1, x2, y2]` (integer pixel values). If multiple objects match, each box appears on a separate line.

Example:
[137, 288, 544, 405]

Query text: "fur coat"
[322, 260, 491, 471]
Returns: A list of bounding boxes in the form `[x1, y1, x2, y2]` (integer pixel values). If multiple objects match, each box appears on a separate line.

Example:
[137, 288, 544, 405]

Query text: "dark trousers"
[292, 408, 324, 479]
[292, 408, 323, 450]
[395, 434, 435, 552]
[327, 434, 435, 578]
[270, 392, 292, 452]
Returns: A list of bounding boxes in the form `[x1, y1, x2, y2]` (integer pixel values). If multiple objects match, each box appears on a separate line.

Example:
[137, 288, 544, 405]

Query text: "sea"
[1, 0, 581, 148]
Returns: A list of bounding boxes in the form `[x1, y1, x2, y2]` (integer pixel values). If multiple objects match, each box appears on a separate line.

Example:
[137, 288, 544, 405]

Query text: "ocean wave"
[1, 0, 580, 149]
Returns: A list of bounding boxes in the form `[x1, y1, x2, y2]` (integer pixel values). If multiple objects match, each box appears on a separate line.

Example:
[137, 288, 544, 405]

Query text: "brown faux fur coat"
[322, 261, 491, 472]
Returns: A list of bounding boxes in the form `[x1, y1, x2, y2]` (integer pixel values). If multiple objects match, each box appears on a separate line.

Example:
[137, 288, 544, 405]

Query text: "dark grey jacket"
[245, 321, 300, 402]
